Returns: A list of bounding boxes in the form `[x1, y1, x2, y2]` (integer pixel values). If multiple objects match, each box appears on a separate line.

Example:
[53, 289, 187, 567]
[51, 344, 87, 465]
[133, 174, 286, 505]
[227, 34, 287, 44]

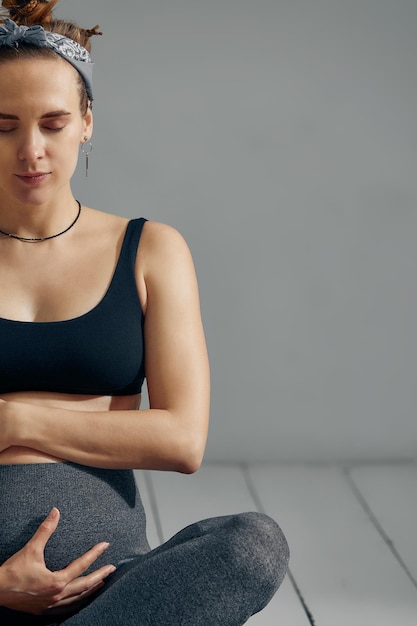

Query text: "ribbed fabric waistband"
[0, 462, 150, 572]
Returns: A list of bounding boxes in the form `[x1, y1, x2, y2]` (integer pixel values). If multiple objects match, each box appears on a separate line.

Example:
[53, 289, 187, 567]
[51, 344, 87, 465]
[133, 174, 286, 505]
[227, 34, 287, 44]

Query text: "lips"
[16, 172, 51, 184]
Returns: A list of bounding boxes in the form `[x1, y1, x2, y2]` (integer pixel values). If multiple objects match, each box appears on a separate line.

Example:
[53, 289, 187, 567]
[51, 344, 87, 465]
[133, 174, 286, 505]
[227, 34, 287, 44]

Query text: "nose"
[18, 128, 46, 162]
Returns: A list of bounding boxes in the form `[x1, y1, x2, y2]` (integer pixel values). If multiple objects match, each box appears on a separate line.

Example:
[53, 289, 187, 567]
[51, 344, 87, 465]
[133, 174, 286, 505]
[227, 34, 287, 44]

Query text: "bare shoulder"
[139, 220, 189, 251]
[136, 221, 198, 313]
[138, 220, 194, 276]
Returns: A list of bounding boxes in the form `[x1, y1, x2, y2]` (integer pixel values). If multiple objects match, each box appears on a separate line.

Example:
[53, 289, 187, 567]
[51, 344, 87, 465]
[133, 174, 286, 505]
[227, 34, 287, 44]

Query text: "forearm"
[9, 402, 206, 472]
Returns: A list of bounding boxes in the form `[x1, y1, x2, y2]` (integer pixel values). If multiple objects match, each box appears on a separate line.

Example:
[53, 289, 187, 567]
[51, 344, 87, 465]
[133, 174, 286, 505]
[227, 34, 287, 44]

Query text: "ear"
[82, 105, 93, 141]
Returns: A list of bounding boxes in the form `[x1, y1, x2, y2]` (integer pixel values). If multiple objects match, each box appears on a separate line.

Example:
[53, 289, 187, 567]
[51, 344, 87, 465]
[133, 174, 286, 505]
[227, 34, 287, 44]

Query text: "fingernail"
[48, 507, 58, 519]
[101, 542, 110, 551]
[108, 565, 117, 574]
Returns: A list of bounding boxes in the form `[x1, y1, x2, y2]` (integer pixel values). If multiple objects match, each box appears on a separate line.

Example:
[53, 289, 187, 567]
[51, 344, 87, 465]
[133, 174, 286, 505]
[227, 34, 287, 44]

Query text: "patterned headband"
[0, 18, 94, 101]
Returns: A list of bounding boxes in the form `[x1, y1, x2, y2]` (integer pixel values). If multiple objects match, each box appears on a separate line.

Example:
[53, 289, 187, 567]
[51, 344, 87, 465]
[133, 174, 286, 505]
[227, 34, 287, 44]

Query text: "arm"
[3, 222, 210, 472]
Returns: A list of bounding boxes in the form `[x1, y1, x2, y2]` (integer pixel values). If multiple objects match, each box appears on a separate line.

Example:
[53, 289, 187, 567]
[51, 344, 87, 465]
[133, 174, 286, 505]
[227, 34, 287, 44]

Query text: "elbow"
[175, 433, 206, 474]
[178, 456, 202, 475]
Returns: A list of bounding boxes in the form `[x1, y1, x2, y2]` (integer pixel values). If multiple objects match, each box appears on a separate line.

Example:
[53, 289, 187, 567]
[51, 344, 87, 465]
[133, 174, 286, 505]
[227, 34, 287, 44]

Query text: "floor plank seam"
[143, 471, 165, 545]
[241, 464, 317, 625]
[344, 467, 417, 590]
[286, 570, 318, 626]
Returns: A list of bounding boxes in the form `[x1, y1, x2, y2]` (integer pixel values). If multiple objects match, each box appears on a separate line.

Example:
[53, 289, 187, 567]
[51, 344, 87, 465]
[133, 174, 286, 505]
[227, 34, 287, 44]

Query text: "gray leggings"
[0, 464, 289, 625]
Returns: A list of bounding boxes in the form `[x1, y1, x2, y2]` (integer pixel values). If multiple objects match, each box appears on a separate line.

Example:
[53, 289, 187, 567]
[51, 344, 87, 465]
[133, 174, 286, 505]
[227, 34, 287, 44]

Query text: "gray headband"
[0, 18, 94, 101]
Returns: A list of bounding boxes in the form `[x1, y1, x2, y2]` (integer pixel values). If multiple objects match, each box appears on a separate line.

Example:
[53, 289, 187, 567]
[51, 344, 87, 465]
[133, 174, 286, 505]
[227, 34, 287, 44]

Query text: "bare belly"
[0, 391, 141, 465]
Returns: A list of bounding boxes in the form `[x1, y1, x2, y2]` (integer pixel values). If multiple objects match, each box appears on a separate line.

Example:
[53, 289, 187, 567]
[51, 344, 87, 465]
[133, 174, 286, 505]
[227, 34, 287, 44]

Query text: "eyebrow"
[0, 111, 72, 120]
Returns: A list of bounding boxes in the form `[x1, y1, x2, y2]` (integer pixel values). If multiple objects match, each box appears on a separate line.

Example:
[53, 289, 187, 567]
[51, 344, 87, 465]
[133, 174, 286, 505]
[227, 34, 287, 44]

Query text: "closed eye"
[44, 126, 66, 132]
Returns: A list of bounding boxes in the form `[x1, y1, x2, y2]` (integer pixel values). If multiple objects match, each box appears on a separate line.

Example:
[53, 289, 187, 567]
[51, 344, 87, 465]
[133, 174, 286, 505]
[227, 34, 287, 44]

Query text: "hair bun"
[17, 1, 41, 15]
[1, 0, 101, 55]
[2, 0, 60, 25]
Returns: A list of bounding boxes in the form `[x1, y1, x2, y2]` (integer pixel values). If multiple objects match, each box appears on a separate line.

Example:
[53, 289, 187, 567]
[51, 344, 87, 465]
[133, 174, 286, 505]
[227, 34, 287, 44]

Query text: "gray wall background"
[61, 0, 417, 464]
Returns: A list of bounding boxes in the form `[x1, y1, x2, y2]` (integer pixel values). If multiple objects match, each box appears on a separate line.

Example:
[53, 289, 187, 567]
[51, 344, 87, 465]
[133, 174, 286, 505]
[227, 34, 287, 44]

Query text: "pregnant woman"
[0, 1, 289, 624]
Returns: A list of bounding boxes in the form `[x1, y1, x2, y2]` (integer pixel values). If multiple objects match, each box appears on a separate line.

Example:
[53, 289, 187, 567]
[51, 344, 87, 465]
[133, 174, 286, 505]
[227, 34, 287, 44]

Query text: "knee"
[224, 512, 290, 595]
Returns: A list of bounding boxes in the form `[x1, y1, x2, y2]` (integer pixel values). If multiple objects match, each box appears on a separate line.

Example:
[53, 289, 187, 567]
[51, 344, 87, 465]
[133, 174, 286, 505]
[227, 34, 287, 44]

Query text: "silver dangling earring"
[81, 138, 93, 177]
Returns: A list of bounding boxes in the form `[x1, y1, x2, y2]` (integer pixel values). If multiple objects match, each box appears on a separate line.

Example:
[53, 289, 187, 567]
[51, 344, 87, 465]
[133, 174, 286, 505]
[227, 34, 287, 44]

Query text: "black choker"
[0, 201, 82, 242]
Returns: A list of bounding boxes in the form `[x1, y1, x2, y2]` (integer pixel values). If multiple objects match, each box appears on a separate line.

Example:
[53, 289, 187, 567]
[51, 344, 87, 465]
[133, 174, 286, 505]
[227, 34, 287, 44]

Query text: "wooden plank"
[134, 469, 161, 549]
[349, 463, 417, 584]
[149, 464, 309, 625]
[249, 465, 417, 626]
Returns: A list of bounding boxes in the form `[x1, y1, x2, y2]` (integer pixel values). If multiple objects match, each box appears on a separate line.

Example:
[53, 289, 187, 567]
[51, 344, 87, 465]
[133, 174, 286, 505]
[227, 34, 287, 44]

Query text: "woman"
[0, 1, 289, 624]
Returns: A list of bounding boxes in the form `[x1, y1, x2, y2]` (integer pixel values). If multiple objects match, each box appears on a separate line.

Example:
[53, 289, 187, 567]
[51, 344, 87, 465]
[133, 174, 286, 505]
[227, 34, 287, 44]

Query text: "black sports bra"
[0, 218, 147, 396]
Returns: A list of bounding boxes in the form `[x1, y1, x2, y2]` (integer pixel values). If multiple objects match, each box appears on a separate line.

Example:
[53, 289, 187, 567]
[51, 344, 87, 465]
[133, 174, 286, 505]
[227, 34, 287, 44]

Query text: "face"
[0, 57, 93, 207]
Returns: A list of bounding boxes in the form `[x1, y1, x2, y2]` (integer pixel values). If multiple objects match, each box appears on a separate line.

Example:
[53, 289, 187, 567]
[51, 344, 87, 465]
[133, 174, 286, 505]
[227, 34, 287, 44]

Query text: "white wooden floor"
[134, 462, 417, 625]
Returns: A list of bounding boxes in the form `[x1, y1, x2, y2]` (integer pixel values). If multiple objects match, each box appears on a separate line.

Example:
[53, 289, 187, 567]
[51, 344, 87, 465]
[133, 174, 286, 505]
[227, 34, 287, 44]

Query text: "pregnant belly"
[0, 462, 150, 573]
